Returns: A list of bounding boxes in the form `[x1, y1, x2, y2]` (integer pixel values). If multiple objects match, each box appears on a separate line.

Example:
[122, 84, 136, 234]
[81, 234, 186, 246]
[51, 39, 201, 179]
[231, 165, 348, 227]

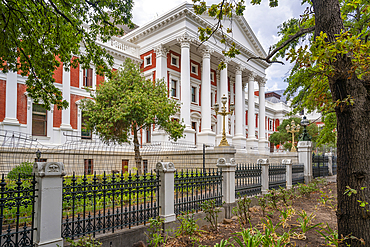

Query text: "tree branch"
[248, 26, 315, 64]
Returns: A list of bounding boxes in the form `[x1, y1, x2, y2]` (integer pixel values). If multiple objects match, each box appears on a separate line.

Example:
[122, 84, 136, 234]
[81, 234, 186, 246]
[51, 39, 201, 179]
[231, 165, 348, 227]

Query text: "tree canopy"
[0, 0, 134, 110]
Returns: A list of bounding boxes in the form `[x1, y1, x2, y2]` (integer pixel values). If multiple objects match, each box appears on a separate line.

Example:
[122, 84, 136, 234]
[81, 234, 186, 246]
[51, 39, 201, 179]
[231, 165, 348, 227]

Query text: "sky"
[132, 0, 308, 92]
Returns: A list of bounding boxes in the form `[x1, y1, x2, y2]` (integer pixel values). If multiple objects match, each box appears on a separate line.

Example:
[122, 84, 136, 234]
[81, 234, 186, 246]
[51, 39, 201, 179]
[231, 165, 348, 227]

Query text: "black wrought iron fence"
[269, 163, 286, 190]
[312, 154, 329, 178]
[332, 156, 337, 175]
[235, 163, 261, 198]
[292, 163, 304, 185]
[0, 174, 37, 247]
[174, 169, 222, 215]
[61, 171, 160, 239]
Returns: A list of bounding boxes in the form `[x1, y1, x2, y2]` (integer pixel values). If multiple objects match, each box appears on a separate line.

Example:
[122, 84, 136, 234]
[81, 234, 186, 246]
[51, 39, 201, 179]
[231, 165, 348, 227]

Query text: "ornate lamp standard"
[286, 120, 300, 152]
[36, 149, 41, 162]
[299, 116, 312, 141]
[214, 94, 235, 146]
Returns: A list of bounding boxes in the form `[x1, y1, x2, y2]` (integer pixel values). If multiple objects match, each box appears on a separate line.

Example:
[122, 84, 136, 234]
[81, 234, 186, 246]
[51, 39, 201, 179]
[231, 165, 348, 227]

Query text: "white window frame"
[144, 54, 152, 68]
[171, 54, 179, 68]
[169, 73, 180, 99]
[191, 63, 198, 75]
[191, 86, 197, 103]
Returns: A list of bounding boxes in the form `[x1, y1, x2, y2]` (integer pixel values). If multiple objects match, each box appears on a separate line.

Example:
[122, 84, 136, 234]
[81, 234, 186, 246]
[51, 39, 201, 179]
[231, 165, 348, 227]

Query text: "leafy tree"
[193, 0, 370, 244]
[0, 0, 134, 110]
[269, 117, 318, 151]
[80, 59, 185, 173]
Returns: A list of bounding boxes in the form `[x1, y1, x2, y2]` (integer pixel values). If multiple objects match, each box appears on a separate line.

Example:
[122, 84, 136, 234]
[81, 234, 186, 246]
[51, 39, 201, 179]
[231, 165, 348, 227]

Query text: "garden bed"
[154, 178, 339, 247]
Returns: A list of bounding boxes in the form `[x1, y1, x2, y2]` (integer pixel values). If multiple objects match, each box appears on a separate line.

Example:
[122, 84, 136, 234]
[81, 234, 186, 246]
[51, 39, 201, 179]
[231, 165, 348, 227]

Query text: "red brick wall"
[53, 56, 63, 84]
[211, 69, 217, 86]
[254, 91, 259, 96]
[70, 57, 79, 88]
[96, 74, 104, 88]
[0, 80, 5, 122]
[17, 84, 27, 124]
[70, 94, 86, 129]
[53, 105, 62, 128]
[140, 50, 156, 72]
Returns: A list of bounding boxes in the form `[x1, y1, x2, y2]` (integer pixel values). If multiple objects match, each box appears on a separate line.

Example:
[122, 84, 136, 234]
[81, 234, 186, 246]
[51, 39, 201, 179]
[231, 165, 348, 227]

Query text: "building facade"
[0, 3, 291, 154]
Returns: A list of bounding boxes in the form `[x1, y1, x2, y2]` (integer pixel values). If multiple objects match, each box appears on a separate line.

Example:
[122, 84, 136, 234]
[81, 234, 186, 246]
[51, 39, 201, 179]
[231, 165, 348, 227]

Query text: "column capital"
[257, 77, 267, 87]
[201, 45, 214, 58]
[177, 32, 193, 48]
[235, 64, 244, 75]
[246, 71, 257, 81]
[219, 56, 231, 66]
[154, 44, 168, 58]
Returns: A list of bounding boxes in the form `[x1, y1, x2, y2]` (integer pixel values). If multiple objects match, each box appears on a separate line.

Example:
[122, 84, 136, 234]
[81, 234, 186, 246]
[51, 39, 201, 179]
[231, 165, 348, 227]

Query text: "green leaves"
[0, 0, 134, 110]
[81, 59, 185, 145]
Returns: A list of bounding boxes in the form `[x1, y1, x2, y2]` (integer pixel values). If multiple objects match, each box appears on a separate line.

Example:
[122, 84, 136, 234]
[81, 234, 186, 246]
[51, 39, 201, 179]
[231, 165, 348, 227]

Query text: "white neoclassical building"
[0, 2, 292, 154]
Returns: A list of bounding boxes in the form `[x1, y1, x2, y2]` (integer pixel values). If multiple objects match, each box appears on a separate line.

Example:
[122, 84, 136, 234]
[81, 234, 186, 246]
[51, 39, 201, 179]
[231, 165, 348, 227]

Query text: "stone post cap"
[297, 141, 312, 147]
[282, 159, 292, 165]
[216, 157, 236, 167]
[33, 162, 66, 177]
[257, 158, 269, 165]
[156, 162, 176, 173]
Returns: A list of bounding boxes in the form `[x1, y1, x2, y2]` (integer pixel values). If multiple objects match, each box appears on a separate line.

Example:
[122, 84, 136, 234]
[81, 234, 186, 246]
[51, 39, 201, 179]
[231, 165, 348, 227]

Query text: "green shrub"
[7, 161, 33, 180]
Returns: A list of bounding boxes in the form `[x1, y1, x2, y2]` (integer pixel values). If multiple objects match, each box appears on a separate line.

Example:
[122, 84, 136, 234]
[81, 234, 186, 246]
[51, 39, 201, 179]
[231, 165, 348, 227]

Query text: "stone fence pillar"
[217, 157, 236, 218]
[325, 152, 333, 176]
[33, 162, 66, 247]
[298, 141, 313, 184]
[283, 159, 292, 189]
[156, 162, 176, 223]
[258, 159, 269, 194]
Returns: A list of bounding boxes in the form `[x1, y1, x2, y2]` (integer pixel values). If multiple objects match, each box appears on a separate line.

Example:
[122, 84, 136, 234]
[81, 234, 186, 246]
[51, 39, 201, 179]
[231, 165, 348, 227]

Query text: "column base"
[160, 213, 176, 223]
[198, 130, 216, 146]
[35, 238, 63, 247]
[258, 139, 269, 154]
[60, 124, 73, 131]
[182, 128, 196, 144]
[1, 118, 20, 131]
[304, 175, 313, 184]
[232, 135, 246, 150]
[246, 138, 258, 153]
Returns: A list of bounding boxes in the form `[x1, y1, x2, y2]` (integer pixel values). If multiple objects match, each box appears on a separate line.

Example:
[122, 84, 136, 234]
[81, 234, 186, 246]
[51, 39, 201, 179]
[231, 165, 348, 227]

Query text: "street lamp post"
[214, 94, 235, 147]
[286, 120, 300, 152]
[299, 116, 312, 141]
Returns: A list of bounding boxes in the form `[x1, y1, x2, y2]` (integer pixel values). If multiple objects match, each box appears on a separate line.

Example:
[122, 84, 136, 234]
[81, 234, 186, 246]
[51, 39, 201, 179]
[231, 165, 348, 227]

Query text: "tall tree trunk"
[133, 129, 142, 175]
[312, 0, 370, 245]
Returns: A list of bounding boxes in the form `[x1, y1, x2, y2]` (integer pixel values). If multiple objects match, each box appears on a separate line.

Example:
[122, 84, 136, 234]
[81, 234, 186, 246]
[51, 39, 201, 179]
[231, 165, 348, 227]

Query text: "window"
[122, 160, 129, 173]
[32, 104, 47, 136]
[192, 122, 197, 145]
[191, 86, 196, 103]
[210, 72, 214, 82]
[211, 92, 213, 107]
[143, 160, 148, 174]
[171, 54, 179, 67]
[84, 159, 93, 175]
[83, 68, 93, 87]
[146, 126, 151, 143]
[191, 64, 198, 75]
[81, 113, 92, 139]
[171, 79, 177, 97]
[269, 120, 273, 130]
[144, 54, 152, 67]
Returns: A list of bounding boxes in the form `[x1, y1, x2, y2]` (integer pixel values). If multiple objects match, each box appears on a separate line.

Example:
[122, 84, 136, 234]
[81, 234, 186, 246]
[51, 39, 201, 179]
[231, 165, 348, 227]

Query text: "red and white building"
[0, 3, 291, 154]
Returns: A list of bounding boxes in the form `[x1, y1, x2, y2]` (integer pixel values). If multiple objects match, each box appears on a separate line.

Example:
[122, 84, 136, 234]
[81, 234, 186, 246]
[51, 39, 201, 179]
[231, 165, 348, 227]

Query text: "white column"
[177, 33, 195, 143]
[217, 157, 236, 219]
[298, 141, 313, 184]
[242, 83, 246, 138]
[258, 158, 269, 194]
[3, 71, 20, 129]
[156, 162, 176, 223]
[155, 44, 168, 82]
[152, 44, 169, 143]
[198, 46, 215, 145]
[232, 66, 246, 149]
[60, 67, 72, 131]
[258, 78, 269, 154]
[33, 162, 66, 247]
[216, 58, 230, 145]
[246, 72, 258, 152]
[283, 159, 293, 189]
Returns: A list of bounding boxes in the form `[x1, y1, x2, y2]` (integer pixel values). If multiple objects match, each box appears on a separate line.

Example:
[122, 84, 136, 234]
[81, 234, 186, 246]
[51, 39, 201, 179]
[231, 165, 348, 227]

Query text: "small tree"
[269, 117, 318, 151]
[81, 59, 185, 173]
